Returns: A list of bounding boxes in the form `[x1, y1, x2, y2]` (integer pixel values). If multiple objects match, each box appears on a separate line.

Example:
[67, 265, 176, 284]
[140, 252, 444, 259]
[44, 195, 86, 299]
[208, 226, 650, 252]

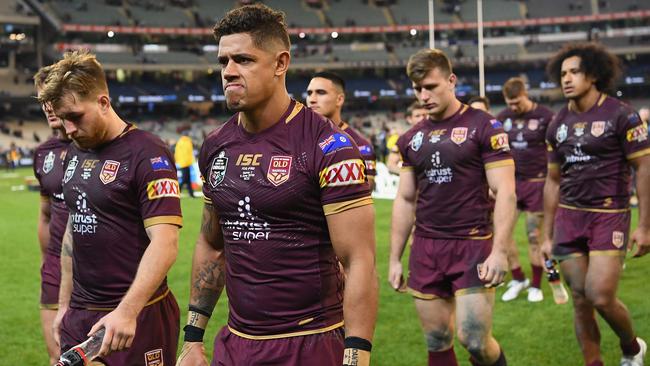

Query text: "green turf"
[1, 167, 649, 365]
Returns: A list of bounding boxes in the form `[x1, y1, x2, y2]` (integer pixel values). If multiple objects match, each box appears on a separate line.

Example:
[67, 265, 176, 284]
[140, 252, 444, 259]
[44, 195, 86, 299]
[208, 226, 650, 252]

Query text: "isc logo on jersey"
[490, 133, 510, 151]
[147, 178, 180, 200]
[320, 159, 366, 188]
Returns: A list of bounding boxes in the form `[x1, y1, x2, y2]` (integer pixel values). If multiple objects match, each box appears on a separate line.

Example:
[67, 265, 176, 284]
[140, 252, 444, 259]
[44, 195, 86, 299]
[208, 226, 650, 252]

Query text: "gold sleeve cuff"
[143, 215, 183, 228]
[484, 159, 514, 170]
[323, 196, 373, 216]
[627, 147, 650, 160]
[40, 195, 50, 202]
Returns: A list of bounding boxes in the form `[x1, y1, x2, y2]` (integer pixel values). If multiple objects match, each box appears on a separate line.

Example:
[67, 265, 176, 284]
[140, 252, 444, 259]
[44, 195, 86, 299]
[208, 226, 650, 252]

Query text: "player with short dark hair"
[176, 4, 378, 366]
[389, 48, 516, 366]
[39, 50, 182, 364]
[497, 77, 555, 303]
[543, 42, 649, 366]
[386, 101, 428, 174]
[307, 71, 377, 190]
[33, 65, 71, 364]
[468, 96, 491, 113]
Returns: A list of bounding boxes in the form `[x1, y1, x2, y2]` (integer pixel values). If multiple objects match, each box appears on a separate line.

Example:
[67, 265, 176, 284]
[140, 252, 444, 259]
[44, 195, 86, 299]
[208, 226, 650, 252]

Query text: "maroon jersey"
[199, 100, 372, 338]
[546, 94, 650, 211]
[62, 126, 182, 309]
[341, 122, 377, 178]
[33, 136, 71, 257]
[396, 104, 514, 239]
[497, 104, 554, 180]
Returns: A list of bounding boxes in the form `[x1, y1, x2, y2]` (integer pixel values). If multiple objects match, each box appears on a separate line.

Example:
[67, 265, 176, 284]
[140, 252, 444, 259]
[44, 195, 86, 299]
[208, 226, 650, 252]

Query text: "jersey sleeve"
[616, 107, 650, 160]
[313, 121, 372, 216]
[545, 116, 562, 167]
[357, 140, 377, 178]
[133, 138, 183, 228]
[33, 148, 48, 198]
[479, 116, 514, 170]
[394, 133, 412, 169]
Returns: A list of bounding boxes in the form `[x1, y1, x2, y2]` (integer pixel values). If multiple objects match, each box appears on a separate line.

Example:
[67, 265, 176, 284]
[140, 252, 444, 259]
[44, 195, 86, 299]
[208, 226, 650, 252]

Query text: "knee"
[586, 289, 615, 310]
[457, 329, 487, 357]
[425, 328, 454, 352]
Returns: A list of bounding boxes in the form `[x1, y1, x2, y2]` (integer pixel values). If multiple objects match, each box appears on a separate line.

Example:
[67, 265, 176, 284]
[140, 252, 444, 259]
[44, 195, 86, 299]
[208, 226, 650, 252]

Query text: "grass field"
[1, 167, 649, 365]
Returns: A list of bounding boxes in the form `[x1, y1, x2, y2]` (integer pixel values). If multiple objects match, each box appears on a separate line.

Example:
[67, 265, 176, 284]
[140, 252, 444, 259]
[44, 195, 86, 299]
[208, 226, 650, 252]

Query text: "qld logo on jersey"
[63, 155, 79, 183]
[147, 178, 180, 200]
[144, 349, 163, 366]
[100, 160, 120, 184]
[591, 121, 606, 137]
[450, 127, 468, 145]
[267, 156, 292, 186]
[528, 119, 539, 131]
[209, 151, 228, 188]
[320, 159, 366, 188]
[319, 133, 352, 154]
[43, 151, 55, 174]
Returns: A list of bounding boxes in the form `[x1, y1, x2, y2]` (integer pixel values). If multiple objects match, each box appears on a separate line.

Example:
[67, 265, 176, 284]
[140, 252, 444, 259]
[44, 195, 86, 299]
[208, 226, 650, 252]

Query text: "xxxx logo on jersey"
[320, 159, 366, 188]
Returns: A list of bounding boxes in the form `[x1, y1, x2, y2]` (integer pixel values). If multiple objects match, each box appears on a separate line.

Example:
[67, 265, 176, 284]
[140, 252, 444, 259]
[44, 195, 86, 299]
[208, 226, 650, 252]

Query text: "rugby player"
[468, 96, 491, 113]
[176, 4, 378, 366]
[542, 42, 649, 366]
[386, 101, 428, 174]
[307, 71, 377, 190]
[388, 48, 516, 366]
[497, 77, 555, 302]
[33, 65, 71, 364]
[39, 50, 182, 364]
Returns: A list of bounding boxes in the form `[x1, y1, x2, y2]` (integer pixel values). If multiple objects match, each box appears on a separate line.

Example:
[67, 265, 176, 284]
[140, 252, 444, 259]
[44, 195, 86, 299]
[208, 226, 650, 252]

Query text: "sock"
[469, 350, 506, 366]
[531, 265, 543, 289]
[621, 337, 641, 356]
[586, 361, 604, 366]
[428, 348, 458, 366]
[511, 267, 526, 282]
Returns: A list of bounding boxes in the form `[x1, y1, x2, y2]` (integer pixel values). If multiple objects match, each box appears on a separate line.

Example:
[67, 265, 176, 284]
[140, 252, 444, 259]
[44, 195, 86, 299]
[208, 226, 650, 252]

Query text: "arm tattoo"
[191, 258, 226, 312]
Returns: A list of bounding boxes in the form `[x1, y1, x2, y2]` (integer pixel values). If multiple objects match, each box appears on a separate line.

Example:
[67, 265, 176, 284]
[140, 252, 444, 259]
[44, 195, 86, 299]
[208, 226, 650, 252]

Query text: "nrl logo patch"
[556, 124, 568, 143]
[99, 160, 120, 184]
[144, 348, 163, 366]
[63, 155, 79, 183]
[267, 156, 292, 186]
[450, 127, 468, 145]
[209, 151, 228, 188]
[410, 131, 424, 151]
[43, 151, 55, 174]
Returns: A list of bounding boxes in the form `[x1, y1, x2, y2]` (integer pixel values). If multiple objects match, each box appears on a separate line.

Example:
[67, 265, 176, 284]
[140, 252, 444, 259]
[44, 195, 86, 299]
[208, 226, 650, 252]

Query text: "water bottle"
[54, 328, 105, 366]
[545, 259, 569, 304]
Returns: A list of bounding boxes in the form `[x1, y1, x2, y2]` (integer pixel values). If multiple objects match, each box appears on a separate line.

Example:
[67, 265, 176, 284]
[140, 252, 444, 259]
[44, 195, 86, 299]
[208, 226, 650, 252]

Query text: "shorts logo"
[267, 156, 292, 186]
[528, 119, 539, 131]
[490, 133, 510, 151]
[147, 178, 180, 200]
[144, 348, 163, 366]
[320, 159, 366, 188]
[209, 151, 228, 188]
[410, 131, 424, 151]
[43, 151, 55, 174]
[450, 127, 468, 145]
[591, 121, 606, 137]
[626, 124, 648, 143]
[99, 160, 120, 184]
[63, 155, 79, 183]
[612, 231, 624, 248]
[556, 124, 568, 143]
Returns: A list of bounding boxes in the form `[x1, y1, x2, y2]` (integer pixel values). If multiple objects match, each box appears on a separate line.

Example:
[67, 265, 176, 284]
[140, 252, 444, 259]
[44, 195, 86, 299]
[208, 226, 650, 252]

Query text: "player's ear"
[448, 73, 457, 89]
[274, 50, 290, 77]
[97, 94, 111, 114]
[336, 92, 345, 108]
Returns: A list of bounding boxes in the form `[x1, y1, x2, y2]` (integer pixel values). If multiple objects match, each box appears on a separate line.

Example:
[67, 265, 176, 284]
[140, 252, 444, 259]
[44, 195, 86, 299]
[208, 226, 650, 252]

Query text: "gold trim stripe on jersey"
[323, 196, 373, 216]
[228, 320, 344, 340]
[86, 288, 170, 311]
[558, 204, 630, 213]
[143, 215, 183, 228]
[627, 147, 650, 161]
[485, 159, 514, 170]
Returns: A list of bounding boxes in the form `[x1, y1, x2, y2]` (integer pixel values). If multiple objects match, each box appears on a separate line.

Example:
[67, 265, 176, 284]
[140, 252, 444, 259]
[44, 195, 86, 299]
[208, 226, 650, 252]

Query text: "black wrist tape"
[188, 305, 212, 318]
[344, 336, 372, 352]
[183, 324, 205, 342]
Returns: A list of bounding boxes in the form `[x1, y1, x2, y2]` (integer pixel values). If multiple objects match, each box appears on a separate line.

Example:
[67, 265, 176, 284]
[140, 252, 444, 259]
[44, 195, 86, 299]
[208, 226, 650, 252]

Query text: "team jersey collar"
[236, 99, 303, 140]
[567, 93, 606, 115]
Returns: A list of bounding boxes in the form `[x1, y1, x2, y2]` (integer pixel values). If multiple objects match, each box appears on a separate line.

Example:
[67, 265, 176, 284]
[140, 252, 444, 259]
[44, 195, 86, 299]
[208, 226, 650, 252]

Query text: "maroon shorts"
[553, 207, 630, 260]
[40, 252, 61, 308]
[516, 179, 544, 212]
[212, 326, 344, 366]
[60, 292, 179, 366]
[407, 235, 493, 299]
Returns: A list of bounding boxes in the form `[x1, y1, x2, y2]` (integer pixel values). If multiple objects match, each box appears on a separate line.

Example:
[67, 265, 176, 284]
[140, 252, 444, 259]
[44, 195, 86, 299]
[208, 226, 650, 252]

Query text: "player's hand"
[177, 341, 209, 366]
[630, 226, 650, 257]
[89, 306, 138, 358]
[540, 238, 554, 265]
[52, 306, 68, 347]
[478, 249, 508, 287]
[388, 258, 406, 292]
